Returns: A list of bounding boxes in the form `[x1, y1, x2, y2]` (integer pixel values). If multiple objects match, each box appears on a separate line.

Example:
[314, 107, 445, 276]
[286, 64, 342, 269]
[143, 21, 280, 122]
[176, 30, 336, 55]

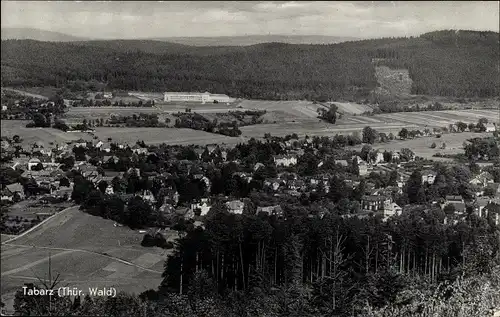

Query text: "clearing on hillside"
[374, 66, 413, 96]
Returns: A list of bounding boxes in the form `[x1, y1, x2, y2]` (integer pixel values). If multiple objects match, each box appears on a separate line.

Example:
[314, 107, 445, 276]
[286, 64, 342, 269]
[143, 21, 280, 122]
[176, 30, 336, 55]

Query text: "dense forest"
[2, 30, 498, 101]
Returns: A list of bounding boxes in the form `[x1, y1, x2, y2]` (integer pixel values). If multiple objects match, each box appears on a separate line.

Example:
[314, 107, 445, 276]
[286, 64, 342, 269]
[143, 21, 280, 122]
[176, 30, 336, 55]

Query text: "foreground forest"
[1, 30, 498, 101]
[11, 208, 500, 316]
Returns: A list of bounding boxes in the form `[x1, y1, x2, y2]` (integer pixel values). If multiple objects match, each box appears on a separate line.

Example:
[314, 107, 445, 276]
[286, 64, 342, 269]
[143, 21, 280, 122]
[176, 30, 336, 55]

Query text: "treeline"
[2, 30, 498, 101]
[108, 113, 163, 128]
[72, 98, 155, 107]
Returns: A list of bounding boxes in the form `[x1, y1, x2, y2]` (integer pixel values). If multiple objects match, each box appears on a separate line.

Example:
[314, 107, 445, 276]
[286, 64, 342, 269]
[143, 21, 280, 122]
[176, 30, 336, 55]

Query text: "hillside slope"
[1, 27, 89, 41]
[1, 30, 498, 101]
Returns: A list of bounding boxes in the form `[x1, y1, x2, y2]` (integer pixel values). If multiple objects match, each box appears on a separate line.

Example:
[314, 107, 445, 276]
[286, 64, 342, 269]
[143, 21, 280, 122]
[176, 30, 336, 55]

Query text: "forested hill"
[1, 30, 498, 100]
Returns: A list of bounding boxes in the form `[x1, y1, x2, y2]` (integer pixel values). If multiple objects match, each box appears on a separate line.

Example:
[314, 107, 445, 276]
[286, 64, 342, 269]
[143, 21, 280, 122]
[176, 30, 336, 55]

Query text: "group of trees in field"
[2, 30, 498, 101]
[173, 112, 242, 137]
[108, 113, 163, 128]
[465, 137, 500, 161]
[370, 101, 447, 114]
[317, 104, 339, 123]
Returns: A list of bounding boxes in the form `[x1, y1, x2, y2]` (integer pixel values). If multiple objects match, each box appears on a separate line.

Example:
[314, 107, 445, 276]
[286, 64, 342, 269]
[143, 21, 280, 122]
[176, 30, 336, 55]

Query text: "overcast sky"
[1, 1, 499, 39]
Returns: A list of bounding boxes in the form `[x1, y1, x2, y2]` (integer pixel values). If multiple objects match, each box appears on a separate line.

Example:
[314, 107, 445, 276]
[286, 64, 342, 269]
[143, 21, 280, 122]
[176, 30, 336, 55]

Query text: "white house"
[485, 123, 496, 132]
[383, 201, 403, 218]
[226, 200, 245, 214]
[371, 152, 385, 165]
[163, 91, 231, 104]
[190, 198, 212, 216]
[105, 185, 114, 195]
[470, 172, 494, 187]
[421, 170, 437, 185]
[27, 158, 42, 171]
[273, 155, 297, 167]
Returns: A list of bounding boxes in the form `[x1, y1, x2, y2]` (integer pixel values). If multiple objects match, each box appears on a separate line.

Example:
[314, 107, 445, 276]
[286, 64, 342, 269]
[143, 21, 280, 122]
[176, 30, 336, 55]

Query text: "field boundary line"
[3, 243, 163, 274]
[1, 206, 77, 245]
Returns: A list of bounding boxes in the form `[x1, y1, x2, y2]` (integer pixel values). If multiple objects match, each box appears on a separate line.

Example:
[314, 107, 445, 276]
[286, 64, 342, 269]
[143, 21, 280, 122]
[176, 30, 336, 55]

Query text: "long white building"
[163, 91, 231, 104]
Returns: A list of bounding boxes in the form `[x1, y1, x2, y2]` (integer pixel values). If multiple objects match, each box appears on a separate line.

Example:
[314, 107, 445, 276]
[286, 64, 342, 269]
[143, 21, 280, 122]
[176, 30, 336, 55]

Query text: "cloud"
[1, 1, 498, 39]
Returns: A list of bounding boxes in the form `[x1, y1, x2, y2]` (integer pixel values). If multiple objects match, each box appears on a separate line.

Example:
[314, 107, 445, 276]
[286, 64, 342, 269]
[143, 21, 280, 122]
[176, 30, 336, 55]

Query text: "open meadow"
[339, 109, 499, 128]
[0, 120, 92, 145]
[91, 127, 243, 146]
[236, 100, 327, 119]
[3, 99, 497, 148]
[1, 206, 171, 310]
[240, 121, 419, 139]
[351, 132, 492, 160]
[64, 106, 162, 124]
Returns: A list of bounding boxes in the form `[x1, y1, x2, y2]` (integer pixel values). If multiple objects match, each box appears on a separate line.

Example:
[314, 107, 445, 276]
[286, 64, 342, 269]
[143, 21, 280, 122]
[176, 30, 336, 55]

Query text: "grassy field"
[3, 102, 496, 148]
[1, 207, 171, 310]
[332, 102, 374, 115]
[64, 106, 162, 124]
[338, 109, 499, 128]
[91, 127, 243, 146]
[351, 132, 492, 160]
[0, 120, 92, 145]
[240, 121, 419, 139]
[236, 100, 326, 119]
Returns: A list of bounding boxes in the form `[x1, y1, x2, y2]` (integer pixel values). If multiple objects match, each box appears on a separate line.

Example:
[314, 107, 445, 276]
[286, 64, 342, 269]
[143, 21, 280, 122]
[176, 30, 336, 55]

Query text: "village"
[2, 120, 499, 240]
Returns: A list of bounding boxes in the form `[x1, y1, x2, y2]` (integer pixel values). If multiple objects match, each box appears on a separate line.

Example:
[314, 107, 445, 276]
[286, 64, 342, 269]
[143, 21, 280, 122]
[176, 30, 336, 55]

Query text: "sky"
[1, 1, 499, 39]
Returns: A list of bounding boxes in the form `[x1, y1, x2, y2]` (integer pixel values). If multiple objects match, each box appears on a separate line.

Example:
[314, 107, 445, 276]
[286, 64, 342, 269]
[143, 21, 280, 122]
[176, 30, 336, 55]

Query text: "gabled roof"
[6, 183, 23, 193]
[362, 195, 390, 202]
[446, 195, 463, 201]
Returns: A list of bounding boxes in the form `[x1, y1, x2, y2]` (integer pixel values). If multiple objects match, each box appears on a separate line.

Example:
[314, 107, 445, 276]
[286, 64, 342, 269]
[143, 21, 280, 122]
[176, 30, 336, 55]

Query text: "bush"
[141, 232, 172, 249]
[430, 142, 437, 149]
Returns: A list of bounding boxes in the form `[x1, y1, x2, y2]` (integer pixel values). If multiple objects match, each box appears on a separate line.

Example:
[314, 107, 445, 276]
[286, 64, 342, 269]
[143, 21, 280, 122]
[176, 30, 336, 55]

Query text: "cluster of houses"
[1, 132, 499, 226]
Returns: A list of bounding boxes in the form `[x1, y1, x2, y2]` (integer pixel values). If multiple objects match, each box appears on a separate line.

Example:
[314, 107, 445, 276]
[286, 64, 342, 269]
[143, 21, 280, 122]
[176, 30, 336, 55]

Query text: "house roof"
[448, 202, 466, 211]
[6, 183, 23, 193]
[446, 195, 463, 201]
[487, 183, 500, 191]
[165, 91, 226, 96]
[471, 172, 494, 183]
[362, 195, 390, 202]
[226, 200, 244, 210]
[476, 197, 491, 207]
[335, 160, 349, 166]
[257, 205, 283, 214]
[421, 169, 437, 176]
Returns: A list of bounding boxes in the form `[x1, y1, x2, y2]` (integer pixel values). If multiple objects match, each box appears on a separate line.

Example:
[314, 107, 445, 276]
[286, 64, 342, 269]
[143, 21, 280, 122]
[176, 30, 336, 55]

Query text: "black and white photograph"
[1, 1, 499, 316]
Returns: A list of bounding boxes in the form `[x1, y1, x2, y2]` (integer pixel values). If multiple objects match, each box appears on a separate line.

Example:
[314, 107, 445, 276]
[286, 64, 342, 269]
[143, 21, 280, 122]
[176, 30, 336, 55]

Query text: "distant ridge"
[1, 28, 358, 46]
[1, 27, 90, 42]
[151, 35, 361, 46]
